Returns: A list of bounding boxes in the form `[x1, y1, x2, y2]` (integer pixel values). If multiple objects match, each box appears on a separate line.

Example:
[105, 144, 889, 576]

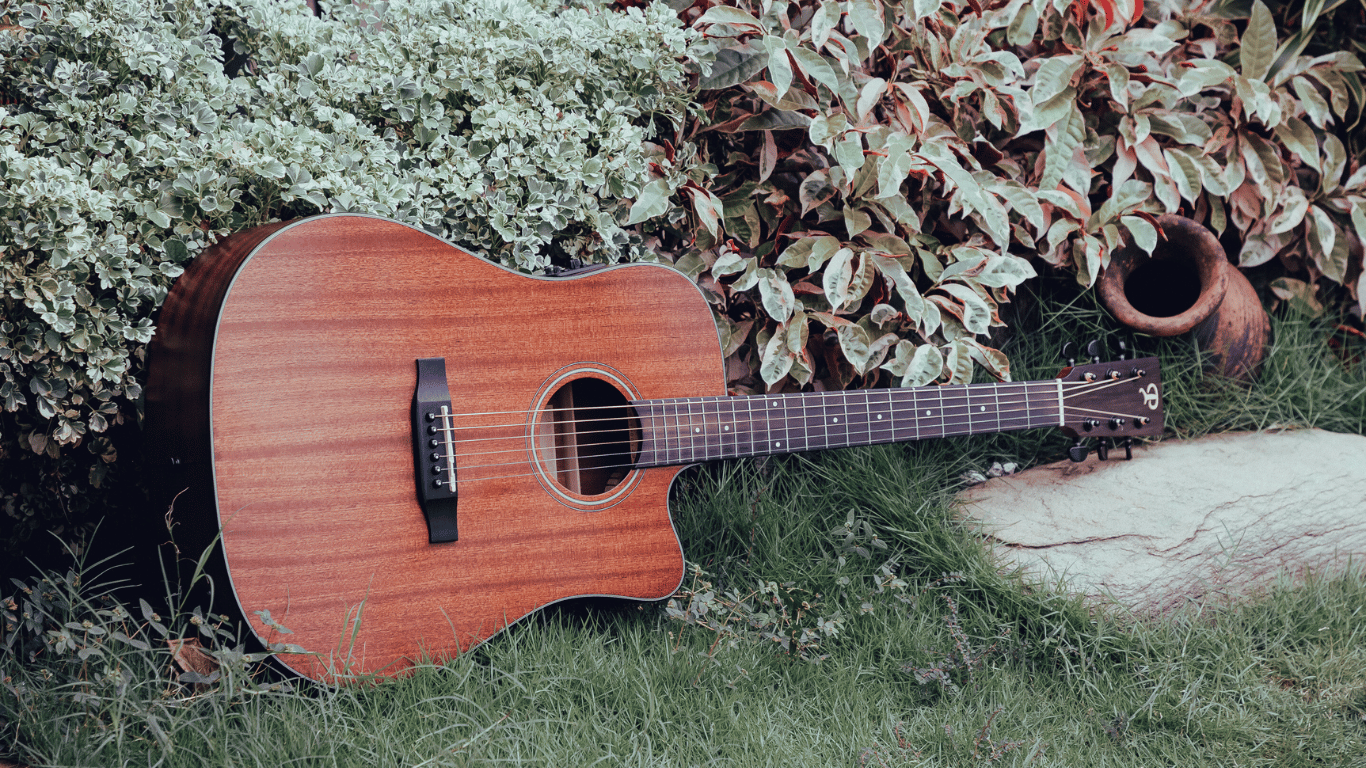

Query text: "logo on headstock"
[1140, 383, 1160, 410]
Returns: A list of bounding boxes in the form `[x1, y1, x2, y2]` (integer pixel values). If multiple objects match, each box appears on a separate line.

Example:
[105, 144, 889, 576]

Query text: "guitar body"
[146, 214, 723, 679]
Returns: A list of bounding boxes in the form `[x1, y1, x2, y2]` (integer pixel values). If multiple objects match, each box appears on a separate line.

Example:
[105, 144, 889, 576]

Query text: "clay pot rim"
[1097, 214, 1229, 337]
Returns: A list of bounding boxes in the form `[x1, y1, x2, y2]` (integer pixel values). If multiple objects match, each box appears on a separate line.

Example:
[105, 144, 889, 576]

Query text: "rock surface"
[958, 429, 1366, 612]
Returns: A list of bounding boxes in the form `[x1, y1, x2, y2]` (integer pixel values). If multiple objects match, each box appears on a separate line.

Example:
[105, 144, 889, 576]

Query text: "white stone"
[958, 429, 1366, 612]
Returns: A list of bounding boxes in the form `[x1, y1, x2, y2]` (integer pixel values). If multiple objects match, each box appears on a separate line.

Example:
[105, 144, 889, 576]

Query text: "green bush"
[627, 0, 1366, 395]
[0, 0, 697, 558]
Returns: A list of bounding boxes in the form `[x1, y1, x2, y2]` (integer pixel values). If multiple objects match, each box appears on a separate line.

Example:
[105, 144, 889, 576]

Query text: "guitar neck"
[632, 380, 1064, 467]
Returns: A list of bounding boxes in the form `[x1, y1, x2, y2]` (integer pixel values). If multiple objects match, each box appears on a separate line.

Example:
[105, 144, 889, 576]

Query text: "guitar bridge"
[413, 357, 459, 543]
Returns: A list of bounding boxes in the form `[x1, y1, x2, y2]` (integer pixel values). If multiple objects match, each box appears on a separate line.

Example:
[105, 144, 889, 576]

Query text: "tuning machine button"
[1081, 418, 1101, 432]
[1086, 339, 1103, 363]
[1108, 417, 1126, 430]
[1067, 439, 1089, 463]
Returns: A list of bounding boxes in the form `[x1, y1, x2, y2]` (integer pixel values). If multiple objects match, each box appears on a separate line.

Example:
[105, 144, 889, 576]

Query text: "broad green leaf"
[837, 323, 873, 370]
[1240, 232, 1283, 267]
[789, 47, 841, 93]
[1321, 133, 1346, 194]
[808, 235, 842, 271]
[870, 303, 900, 326]
[857, 78, 887, 123]
[809, 112, 850, 148]
[1032, 55, 1085, 107]
[750, 81, 820, 111]
[739, 110, 813, 132]
[760, 130, 777, 183]
[712, 250, 748, 277]
[824, 248, 856, 309]
[1292, 76, 1332, 129]
[626, 179, 670, 225]
[687, 186, 723, 239]
[1269, 276, 1323, 317]
[760, 331, 796, 385]
[694, 6, 766, 34]
[799, 170, 837, 215]
[1040, 103, 1085, 190]
[700, 45, 769, 90]
[849, 0, 886, 45]
[1121, 215, 1157, 253]
[1164, 148, 1203, 202]
[1019, 86, 1077, 136]
[1177, 60, 1236, 96]
[945, 339, 973, 385]
[812, 0, 841, 48]
[1105, 63, 1131, 111]
[1272, 117, 1319, 172]
[847, 250, 878, 307]
[1208, 191, 1228, 236]
[1240, 1, 1277, 82]
[758, 269, 797, 323]
[1308, 205, 1339, 279]
[763, 36, 793, 96]
[896, 343, 944, 387]
[1007, 3, 1038, 46]
[937, 283, 992, 335]
[991, 181, 1046, 233]
[871, 255, 925, 319]
[844, 206, 873, 238]
[964, 338, 1011, 381]
[835, 132, 865, 177]
[914, 0, 943, 21]
[1268, 186, 1309, 234]
[975, 254, 1037, 288]
[1351, 201, 1366, 254]
[777, 237, 818, 268]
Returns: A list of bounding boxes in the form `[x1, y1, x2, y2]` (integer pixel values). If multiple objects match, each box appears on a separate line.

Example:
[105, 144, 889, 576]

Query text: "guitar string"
[435, 376, 1137, 466]
[409, 366, 1147, 423]
[435, 376, 1134, 450]
[435, 385, 1072, 459]
[448, 396, 1054, 464]
[440, 377, 1153, 480]
[433, 378, 1128, 442]
[444, 399, 1054, 469]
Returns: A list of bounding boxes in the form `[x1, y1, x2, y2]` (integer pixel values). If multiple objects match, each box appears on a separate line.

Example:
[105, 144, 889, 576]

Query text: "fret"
[710, 396, 721, 456]
[722, 396, 735, 458]
[992, 382, 1002, 434]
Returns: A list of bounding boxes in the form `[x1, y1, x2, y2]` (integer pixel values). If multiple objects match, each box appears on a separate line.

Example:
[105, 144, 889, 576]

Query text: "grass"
[3, 280, 1365, 766]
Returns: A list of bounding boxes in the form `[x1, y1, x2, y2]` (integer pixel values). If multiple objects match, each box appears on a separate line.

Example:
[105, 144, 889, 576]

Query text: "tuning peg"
[1086, 339, 1103, 363]
[1096, 440, 1110, 460]
[1116, 338, 1131, 361]
[1062, 341, 1078, 367]
[1121, 436, 1133, 460]
[1067, 438, 1089, 463]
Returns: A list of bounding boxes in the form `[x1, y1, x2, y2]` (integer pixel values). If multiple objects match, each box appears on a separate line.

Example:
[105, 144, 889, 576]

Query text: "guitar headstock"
[1056, 356, 1164, 439]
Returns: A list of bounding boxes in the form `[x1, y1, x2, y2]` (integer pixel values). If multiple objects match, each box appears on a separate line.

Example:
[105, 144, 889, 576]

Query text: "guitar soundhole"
[534, 377, 641, 497]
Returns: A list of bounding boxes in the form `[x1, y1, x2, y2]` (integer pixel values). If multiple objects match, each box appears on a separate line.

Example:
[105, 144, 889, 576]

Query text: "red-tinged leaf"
[759, 130, 777, 183]
[1092, 0, 1115, 29]
[1130, 0, 1144, 24]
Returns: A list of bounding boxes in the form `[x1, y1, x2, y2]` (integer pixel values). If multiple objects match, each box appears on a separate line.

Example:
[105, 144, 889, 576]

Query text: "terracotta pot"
[1097, 215, 1270, 381]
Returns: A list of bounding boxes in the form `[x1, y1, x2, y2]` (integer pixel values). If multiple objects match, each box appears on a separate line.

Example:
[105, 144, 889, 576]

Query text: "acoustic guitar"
[145, 214, 1164, 681]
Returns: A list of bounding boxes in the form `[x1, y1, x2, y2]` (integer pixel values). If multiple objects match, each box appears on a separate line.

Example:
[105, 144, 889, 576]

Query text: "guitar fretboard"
[633, 381, 1063, 467]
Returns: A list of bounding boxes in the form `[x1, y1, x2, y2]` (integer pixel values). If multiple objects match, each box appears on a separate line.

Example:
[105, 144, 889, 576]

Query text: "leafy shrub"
[0, 0, 697, 557]
[627, 0, 1365, 395]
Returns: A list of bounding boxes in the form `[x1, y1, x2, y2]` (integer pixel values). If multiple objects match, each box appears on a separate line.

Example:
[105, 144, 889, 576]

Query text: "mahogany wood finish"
[147, 214, 722, 680]
[147, 214, 1164, 682]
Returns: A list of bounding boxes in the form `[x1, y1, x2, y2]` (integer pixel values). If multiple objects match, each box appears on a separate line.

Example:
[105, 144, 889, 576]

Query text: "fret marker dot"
[877, 415, 883, 420]
[694, 427, 701, 433]
[723, 426, 730, 431]
[774, 441, 781, 448]
[831, 417, 839, 423]
[924, 410, 931, 416]
[980, 406, 986, 412]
